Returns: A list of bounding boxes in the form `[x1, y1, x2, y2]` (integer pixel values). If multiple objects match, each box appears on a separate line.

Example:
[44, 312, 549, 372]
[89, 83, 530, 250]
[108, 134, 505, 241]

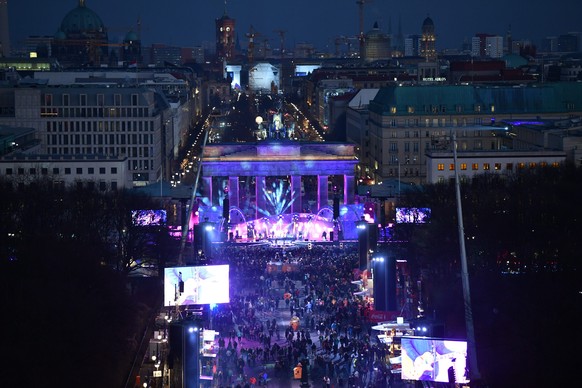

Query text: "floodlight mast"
[451, 129, 481, 383]
[178, 127, 209, 265]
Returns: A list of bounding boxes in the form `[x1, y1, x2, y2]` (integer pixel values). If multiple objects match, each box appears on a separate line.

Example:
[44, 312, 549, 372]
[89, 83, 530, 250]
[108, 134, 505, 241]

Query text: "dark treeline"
[393, 164, 581, 387]
[0, 178, 170, 388]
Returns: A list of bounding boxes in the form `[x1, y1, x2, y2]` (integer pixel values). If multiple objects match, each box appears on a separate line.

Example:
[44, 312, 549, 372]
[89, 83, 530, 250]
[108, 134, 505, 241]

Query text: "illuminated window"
[474, 104, 481, 112]
[449, 164, 455, 171]
[437, 163, 444, 171]
[390, 106, 397, 114]
[460, 163, 467, 170]
[552, 162, 560, 167]
[483, 163, 490, 170]
[494, 163, 501, 170]
[540, 162, 547, 168]
[518, 162, 525, 169]
[472, 163, 479, 170]
[490, 105, 495, 112]
[407, 106, 415, 113]
[529, 162, 536, 168]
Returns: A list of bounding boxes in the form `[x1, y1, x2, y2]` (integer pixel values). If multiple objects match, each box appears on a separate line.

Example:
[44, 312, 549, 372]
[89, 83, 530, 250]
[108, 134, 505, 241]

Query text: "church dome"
[124, 30, 139, 42]
[59, 0, 106, 36]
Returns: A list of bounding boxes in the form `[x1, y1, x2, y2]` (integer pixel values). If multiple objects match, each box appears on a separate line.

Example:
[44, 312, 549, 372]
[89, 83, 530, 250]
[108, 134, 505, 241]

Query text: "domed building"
[53, 0, 109, 67]
[364, 22, 391, 62]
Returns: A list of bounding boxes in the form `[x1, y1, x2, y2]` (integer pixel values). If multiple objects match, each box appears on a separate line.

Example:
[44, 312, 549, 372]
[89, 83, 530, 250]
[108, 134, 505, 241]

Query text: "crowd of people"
[204, 243, 402, 387]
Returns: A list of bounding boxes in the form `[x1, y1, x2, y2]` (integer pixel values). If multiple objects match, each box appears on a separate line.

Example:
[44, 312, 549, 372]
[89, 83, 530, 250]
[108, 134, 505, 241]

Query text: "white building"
[485, 36, 504, 58]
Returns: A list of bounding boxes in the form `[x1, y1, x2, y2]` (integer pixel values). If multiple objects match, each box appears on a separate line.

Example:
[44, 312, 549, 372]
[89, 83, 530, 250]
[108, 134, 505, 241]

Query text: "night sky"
[7, 0, 582, 52]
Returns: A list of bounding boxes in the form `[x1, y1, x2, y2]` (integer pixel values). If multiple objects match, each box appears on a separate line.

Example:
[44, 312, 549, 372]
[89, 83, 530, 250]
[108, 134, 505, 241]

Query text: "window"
[97, 94, 105, 106]
[131, 94, 139, 106]
[529, 162, 537, 168]
[45, 94, 53, 106]
[99, 167, 106, 174]
[76, 167, 83, 174]
[437, 163, 444, 171]
[506, 163, 513, 171]
[114, 94, 121, 106]
[390, 106, 396, 114]
[88, 168, 95, 174]
[472, 163, 478, 171]
[30, 168, 36, 174]
[483, 163, 490, 171]
[111, 167, 117, 174]
[80, 94, 87, 106]
[111, 181, 117, 190]
[99, 181, 107, 191]
[17, 167, 24, 175]
[449, 164, 455, 171]
[460, 163, 467, 170]
[42, 168, 48, 175]
[407, 106, 415, 113]
[494, 163, 501, 170]
[65, 168, 71, 175]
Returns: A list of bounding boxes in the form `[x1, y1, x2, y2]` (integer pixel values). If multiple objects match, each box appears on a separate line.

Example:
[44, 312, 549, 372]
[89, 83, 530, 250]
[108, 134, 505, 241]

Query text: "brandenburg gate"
[201, 141, 358, 220]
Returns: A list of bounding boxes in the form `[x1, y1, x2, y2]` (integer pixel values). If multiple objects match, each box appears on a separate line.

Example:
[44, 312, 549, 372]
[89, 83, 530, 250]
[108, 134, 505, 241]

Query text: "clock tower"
[215, 7, 235, 62]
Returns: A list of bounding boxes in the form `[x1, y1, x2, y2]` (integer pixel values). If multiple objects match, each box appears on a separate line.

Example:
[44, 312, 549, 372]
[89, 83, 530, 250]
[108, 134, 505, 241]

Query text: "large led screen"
[395, 207, 431, 224]
[131, 209, 167, 226]
[164, 265, 230, 307]
[401, 336, 469, 384]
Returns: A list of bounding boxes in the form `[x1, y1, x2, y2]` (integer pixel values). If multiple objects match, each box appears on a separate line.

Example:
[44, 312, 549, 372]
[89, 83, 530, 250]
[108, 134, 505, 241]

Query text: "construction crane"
[246, 25, 261, 64]
[356, 0, 373, 58]
[274, 29, 286, 60]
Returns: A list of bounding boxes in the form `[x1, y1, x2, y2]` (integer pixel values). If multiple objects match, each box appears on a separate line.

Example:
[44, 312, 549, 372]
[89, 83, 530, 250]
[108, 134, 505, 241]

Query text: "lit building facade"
[364, 83, 582, 185]
[0, 83, 175, 188]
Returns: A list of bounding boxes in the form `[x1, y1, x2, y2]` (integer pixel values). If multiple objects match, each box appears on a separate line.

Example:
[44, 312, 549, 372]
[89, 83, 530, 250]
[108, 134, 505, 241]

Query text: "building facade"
[364, 83, 582, 185]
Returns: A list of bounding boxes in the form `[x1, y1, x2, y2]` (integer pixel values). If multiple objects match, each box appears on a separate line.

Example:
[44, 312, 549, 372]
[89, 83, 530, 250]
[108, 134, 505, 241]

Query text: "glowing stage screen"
[164, 265, 230, 307]
[395, 207, 431, 224]
[401, 336, 469, 384]
[131, 209, 167, 226]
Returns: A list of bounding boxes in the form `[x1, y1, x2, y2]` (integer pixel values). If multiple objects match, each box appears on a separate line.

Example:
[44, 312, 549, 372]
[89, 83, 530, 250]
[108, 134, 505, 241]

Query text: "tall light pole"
[451, 129, 481, 382]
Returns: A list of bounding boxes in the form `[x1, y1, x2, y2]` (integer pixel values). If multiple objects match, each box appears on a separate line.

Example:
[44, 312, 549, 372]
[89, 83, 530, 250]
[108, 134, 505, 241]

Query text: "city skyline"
[6, 0, 582, 54]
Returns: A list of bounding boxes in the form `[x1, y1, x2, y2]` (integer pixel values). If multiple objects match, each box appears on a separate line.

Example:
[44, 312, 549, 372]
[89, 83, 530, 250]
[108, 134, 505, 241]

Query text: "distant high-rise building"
[151, 44, 182, 66]
[405, 35, 421, 57]
[485, 36, 504, 58]
[471, 33, 495, 57]
[557, 34, 579, 53]
[0, 0, 11, 57]
[420, 16, 436, 61]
